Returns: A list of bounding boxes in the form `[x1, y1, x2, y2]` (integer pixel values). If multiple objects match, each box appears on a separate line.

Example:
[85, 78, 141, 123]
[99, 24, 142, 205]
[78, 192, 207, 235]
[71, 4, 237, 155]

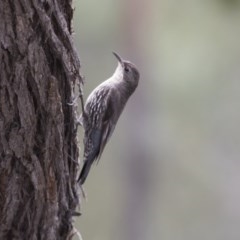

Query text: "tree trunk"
[0, 1, 82, 239]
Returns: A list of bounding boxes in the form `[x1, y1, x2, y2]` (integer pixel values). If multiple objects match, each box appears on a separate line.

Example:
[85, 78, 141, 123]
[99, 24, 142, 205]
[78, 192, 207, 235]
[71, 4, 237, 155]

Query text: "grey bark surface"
[0, 1, 82, 239]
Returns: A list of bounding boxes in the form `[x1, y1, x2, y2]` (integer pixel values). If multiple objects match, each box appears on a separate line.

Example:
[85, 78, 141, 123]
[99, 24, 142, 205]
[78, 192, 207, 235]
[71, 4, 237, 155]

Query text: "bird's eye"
[124, 67, 130, 73]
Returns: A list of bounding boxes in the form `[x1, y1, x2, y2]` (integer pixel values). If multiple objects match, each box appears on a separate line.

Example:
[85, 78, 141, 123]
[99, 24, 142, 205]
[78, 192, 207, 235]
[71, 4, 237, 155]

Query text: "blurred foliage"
[73, 0, 240, 240]
[219, 0, 240, 8]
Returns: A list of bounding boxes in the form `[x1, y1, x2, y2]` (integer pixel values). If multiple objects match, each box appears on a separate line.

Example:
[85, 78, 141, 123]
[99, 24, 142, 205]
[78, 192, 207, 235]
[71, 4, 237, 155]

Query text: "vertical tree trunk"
[0, 1, 82, 239]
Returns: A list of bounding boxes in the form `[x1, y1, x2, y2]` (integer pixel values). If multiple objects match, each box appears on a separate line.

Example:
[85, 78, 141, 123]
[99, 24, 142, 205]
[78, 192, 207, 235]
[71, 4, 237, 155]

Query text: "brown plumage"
[78, 52, 139, 185]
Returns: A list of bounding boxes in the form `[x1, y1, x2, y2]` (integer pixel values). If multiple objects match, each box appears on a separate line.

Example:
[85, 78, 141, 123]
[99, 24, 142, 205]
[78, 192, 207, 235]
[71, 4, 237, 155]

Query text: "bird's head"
[112, 52, 140, 89]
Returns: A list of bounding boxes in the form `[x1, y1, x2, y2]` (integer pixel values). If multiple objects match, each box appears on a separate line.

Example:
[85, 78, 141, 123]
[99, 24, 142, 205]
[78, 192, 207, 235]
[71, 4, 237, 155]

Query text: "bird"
[78, 52, 140, 185]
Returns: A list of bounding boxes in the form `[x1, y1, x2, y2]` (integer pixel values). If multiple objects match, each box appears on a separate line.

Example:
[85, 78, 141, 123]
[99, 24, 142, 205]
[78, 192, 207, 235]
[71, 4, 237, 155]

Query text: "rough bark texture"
[0, 1, 82, 239]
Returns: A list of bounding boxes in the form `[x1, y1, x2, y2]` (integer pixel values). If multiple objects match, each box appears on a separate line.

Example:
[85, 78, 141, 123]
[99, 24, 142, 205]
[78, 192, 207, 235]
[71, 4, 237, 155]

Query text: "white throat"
[112, 63, 123, 82]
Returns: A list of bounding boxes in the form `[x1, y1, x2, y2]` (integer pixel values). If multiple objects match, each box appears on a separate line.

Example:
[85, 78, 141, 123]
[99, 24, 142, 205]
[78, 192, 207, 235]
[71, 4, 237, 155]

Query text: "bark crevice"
[0, 1, 82, 239]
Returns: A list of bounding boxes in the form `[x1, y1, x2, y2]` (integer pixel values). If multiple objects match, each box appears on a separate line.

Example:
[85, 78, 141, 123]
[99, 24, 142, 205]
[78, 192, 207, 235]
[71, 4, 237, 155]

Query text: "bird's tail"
[78, 160, 92, 185]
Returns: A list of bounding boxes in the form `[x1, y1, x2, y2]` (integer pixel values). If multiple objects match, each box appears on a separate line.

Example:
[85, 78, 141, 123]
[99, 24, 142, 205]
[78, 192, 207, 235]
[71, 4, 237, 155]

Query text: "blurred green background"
[73, 1, 240, 240]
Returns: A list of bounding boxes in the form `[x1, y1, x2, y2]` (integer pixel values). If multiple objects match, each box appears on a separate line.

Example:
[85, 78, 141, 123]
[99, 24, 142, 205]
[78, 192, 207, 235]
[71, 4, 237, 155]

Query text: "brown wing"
[96, 94, 116, 162]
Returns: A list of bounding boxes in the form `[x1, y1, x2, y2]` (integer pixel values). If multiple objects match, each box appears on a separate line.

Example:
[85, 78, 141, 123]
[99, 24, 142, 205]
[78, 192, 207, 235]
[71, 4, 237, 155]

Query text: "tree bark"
[0, 1, 82, 239]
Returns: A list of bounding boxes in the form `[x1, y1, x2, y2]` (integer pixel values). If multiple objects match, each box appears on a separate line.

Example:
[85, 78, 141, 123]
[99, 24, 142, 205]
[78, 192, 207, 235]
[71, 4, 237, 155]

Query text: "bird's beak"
[112, 52, 123, 65]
